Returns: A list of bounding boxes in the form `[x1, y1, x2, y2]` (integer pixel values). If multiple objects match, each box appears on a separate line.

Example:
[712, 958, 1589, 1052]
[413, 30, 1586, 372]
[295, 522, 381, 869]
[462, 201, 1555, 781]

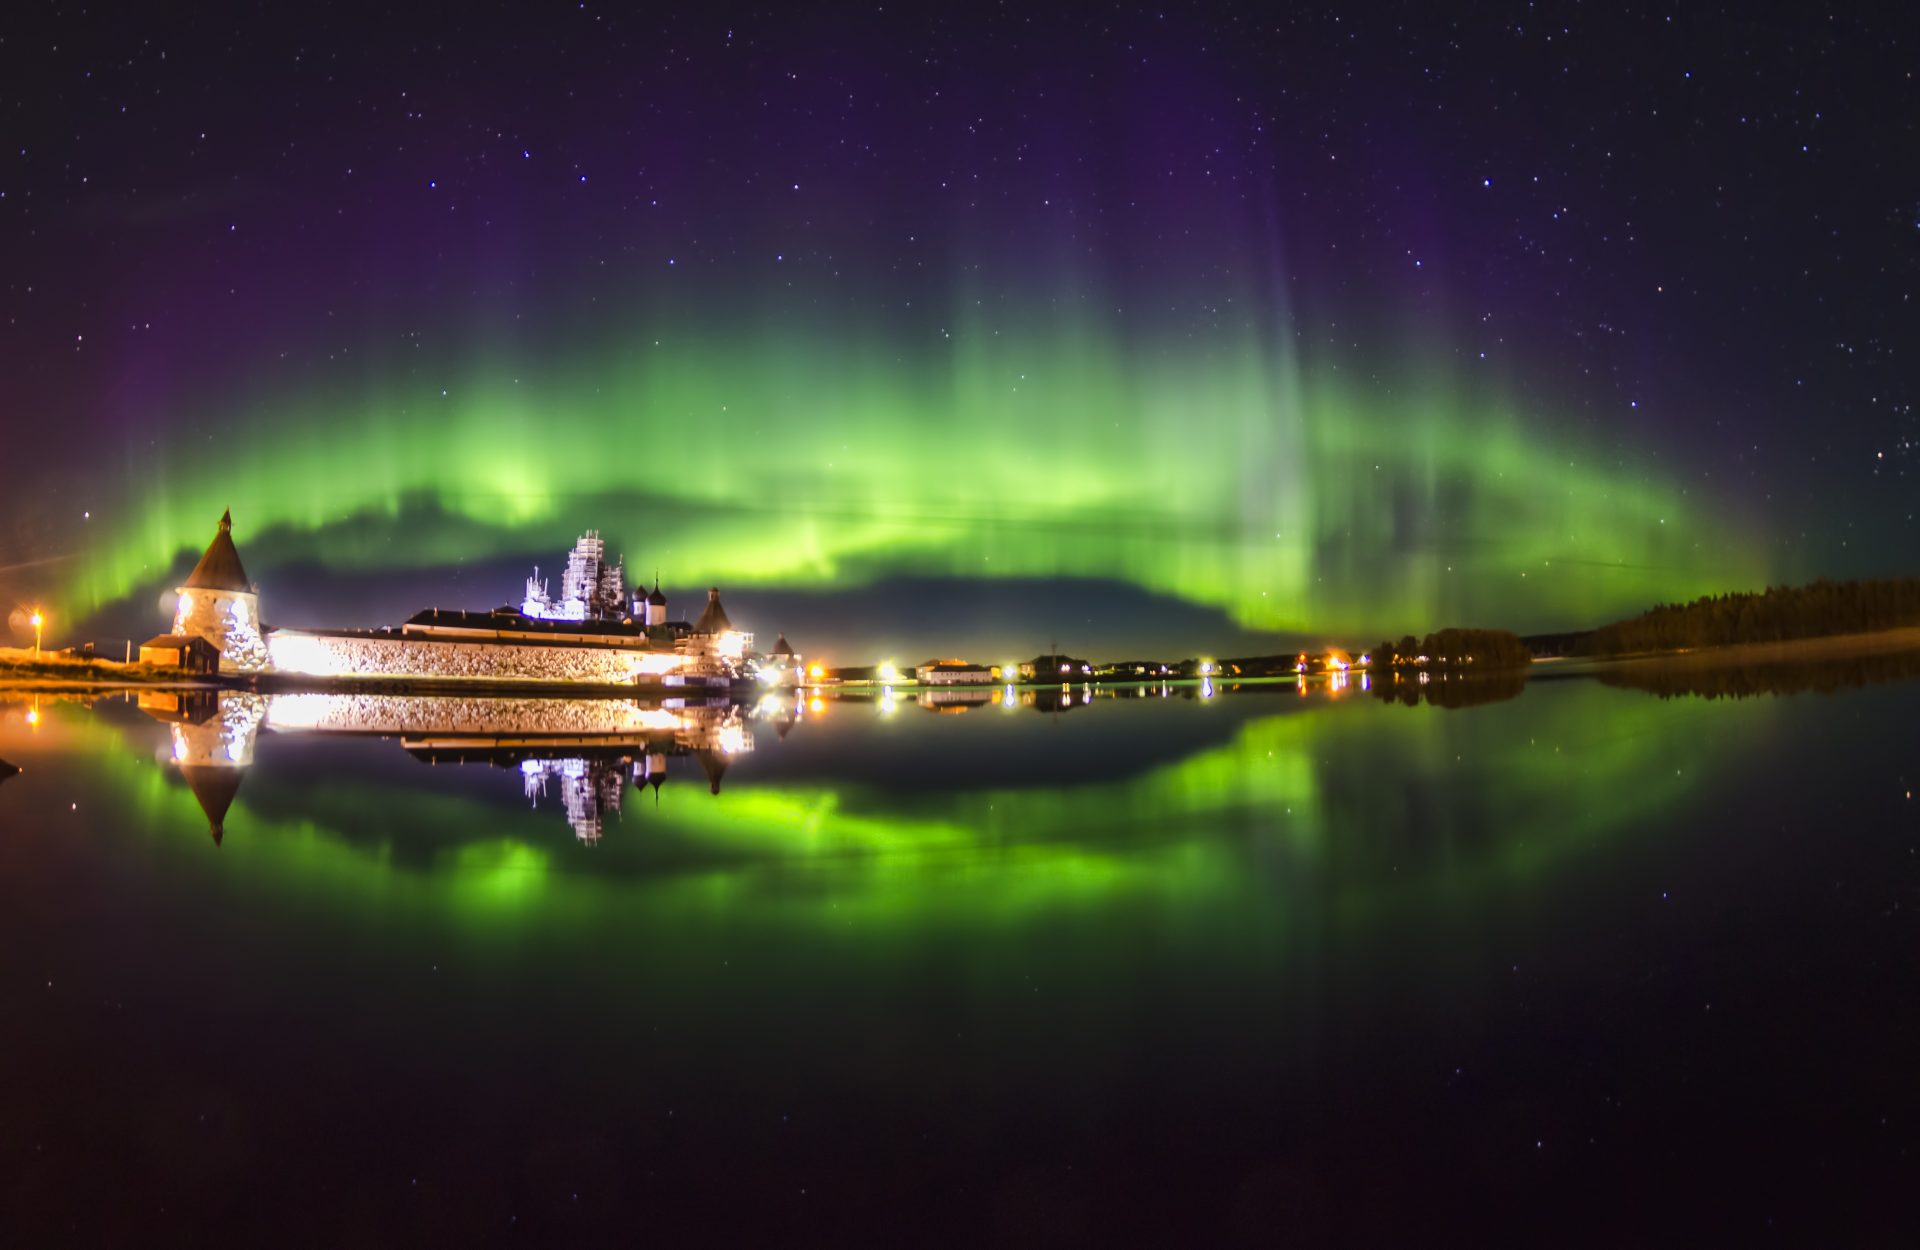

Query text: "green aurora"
[70, 321, 1765, 638]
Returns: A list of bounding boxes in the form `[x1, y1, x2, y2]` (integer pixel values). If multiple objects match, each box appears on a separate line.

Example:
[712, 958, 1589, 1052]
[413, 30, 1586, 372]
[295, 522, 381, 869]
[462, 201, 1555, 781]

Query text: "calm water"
[1, 668, 1915, 1245]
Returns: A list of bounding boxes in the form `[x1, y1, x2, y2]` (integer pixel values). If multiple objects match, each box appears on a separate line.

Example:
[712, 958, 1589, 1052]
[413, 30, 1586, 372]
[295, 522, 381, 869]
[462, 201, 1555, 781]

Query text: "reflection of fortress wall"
[263, 692, 747, 755]
[266, 631, 688, 684]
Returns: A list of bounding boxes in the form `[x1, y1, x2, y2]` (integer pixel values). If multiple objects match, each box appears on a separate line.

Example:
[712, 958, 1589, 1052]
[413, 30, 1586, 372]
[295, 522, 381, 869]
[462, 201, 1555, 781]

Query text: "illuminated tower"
[597, 553, 627, 618]
[171, 510, 268, 673]
[525, 531, 629, 621]
[693, 587, 733, 635]
[644, 575, 668, 628]
[765, 633, 801, 686]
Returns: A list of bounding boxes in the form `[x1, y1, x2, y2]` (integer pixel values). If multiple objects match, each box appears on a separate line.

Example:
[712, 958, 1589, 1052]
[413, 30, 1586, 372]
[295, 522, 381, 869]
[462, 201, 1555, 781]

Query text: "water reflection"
[134, 690, 757, 845]
[137, 689, 267, 842]
[1591, 644, 1920, 700]
[1365, 668, 1529, 708]
[2, 658, 1918, 1241]
[6, 648, 1918, 864]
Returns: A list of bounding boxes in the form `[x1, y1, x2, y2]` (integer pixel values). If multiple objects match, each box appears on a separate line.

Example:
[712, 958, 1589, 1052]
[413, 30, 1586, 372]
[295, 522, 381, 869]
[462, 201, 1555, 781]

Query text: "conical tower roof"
[180, 766, 243, 845]
[772, 633, 795, 657]
[693, 587, 733, 635]
[183, 510, 251, 592]
[695, 749, 730, 794]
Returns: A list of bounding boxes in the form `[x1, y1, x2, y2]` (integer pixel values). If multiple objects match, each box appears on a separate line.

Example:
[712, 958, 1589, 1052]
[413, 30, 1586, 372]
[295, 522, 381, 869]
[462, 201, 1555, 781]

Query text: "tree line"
[1579, 576, 1920, 656]
[1370, 628, 1534, 670]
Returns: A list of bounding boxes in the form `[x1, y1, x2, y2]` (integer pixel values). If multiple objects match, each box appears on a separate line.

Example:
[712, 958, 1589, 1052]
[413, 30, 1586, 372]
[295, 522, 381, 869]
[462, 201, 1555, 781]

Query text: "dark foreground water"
[1, 666, 1915, 1246]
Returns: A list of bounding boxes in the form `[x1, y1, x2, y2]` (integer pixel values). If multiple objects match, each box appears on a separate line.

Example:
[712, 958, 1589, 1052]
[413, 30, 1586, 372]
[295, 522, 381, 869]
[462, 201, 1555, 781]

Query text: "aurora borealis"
[71, 331, 1762, 644]
[3, 4, 1914, 652]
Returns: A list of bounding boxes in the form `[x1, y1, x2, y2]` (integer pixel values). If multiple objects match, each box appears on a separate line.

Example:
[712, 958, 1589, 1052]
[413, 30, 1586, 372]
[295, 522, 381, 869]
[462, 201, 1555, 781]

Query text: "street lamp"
[29, 609, 43, 659]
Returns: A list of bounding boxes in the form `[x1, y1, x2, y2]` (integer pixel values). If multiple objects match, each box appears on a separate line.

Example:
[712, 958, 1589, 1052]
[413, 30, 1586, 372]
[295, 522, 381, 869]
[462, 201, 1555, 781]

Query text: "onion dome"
[647, 575, 667, 608]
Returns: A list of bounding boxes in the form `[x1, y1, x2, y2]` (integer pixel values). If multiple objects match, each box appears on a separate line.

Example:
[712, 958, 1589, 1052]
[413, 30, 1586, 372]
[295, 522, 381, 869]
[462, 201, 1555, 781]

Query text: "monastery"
[155, 513, 799, 688]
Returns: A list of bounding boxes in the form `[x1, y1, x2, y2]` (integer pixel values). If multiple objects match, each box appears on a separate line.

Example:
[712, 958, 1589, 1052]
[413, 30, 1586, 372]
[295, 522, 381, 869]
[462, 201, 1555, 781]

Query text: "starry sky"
[1, 2, 1914, 658]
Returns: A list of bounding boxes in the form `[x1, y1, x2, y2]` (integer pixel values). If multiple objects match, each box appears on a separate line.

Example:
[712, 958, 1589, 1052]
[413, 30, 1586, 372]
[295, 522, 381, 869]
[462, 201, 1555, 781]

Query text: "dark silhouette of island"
[1369, 628, 1534, 670]
[1567, 576, 1920, 656]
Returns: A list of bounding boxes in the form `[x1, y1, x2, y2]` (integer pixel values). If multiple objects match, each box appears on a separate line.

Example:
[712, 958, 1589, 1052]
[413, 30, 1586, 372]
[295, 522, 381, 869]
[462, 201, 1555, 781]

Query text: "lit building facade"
[915, 659, 997, 684]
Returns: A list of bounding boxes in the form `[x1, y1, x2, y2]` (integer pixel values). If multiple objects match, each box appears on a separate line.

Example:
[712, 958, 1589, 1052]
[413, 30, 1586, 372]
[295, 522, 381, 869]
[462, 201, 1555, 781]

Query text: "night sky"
[2, 3, 1915, 658]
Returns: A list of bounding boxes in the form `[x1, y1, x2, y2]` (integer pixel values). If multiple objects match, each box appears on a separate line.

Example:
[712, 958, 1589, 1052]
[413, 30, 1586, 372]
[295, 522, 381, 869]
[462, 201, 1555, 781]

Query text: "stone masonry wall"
[263, 692, 686, 736]
[174, 589, 269, 673]
[265, 630, 679, 684]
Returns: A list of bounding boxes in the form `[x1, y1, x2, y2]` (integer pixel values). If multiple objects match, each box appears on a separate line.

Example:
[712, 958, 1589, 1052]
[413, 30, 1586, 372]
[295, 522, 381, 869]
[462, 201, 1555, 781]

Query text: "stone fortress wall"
[264, 630, 685, 685]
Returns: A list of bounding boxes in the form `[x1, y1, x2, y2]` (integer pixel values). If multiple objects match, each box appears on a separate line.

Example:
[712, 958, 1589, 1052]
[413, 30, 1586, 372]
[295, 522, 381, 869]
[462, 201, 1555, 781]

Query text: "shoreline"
[9, 626, 1917, 698]
[1534, 626, 1920, 676]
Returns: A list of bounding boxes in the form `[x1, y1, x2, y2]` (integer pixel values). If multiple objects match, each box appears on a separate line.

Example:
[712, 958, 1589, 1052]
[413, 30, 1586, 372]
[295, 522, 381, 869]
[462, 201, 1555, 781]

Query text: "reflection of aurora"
[70, 329, 1763, 635]
[24, 681, 1772, 941]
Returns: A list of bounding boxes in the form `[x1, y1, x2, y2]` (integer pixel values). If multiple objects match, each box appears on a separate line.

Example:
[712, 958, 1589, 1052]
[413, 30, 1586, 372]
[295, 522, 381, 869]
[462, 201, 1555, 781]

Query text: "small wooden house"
[140, 634, 222, 675]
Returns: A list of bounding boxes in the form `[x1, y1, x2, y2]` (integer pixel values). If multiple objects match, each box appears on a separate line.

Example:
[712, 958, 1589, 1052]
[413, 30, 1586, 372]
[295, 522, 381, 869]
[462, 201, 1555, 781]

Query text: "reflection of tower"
[694, 750, 729, 795]
[637, 750, 668, 805]
[170, 510, 268, 672]
[520, 757, 627, 844]
[142, 690, 266, 844]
